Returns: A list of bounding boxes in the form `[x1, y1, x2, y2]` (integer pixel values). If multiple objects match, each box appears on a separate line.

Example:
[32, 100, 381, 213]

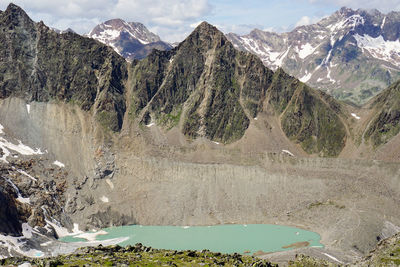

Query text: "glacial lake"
[61, 224, 323, 254]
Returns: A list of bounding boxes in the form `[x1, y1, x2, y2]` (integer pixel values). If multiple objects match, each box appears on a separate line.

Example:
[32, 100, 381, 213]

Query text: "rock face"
[129, 22, 347, 155]
[87, 18, 172, 61]
[227, 7, 400, 104]
[0, 4, 128, 132]
[0, 187, 22, 236]
[364, 80, 400, 147]
[0, 158, 70, 237]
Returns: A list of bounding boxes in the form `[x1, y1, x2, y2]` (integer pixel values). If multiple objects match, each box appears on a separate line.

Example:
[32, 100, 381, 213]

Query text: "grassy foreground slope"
[2, 233, 400, 266]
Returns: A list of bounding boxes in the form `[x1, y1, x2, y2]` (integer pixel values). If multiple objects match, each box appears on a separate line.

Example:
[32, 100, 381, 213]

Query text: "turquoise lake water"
[61, 224, 323, 254]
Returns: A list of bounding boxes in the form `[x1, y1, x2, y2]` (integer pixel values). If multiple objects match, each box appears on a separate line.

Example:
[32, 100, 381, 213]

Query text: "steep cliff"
[364, 80, 400, 147]
[0, 186, 22, 236]
[0, 4, 128, 132]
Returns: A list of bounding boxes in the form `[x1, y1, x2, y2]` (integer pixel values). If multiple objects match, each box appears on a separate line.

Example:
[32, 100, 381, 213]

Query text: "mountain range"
[0, 3, 400, 265]
[227, 7, 400, 105]
[86, 8, 400, 105]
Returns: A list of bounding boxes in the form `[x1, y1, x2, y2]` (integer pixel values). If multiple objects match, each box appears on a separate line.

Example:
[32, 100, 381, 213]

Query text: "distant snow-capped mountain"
[87, 19, 172, 61]
[227, 7, 400, 104]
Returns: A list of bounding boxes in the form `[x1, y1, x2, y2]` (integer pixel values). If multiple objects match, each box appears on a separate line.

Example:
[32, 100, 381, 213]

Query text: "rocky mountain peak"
[184, 21, 227, 49]
[87, 18, 171, 60]
[337, 6, 355, 16]
[88, 18, 161, 45]
[5, 3, 27, 15]
[192, 21, 225, 38]
[2, 3, 34, 28]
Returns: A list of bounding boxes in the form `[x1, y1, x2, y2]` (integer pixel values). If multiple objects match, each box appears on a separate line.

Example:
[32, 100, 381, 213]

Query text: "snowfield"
[354, 34, 400, 67]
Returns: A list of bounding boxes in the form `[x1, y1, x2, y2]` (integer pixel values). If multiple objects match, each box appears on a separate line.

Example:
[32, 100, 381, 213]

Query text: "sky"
[0, 0, 399, 42]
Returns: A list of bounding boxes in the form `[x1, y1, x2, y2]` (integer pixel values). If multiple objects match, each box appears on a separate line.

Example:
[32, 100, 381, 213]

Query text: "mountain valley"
[0, 3, 399, 266]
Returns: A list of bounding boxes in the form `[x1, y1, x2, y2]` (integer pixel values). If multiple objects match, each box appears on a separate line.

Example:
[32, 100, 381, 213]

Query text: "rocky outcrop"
[0, 158, 70, 236]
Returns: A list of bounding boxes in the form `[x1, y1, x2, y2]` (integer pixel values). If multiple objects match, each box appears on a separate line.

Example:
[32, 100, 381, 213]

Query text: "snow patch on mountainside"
[45, 220, 83, 238]
[0, 223, 44, 258]
[381, 16, 387, 29]
[0, 123, 44, 163]
[53, 160, 65, 168]
[16, 169, 37, 182]
[300, 72, 312, 83]
[0, 138, 44, 163]
[100, 196, 109, 203]
[297, 43, 319, 59]
[354, 34, 400, 67]
[273, 47, 290, 67]
[4, 177, 31, 204]
[91, 28, 121, 44]
[239, 36, 289, 68]
[351, 113, 361, 120]
[326, 64, 336, 84]
[328, 14, 365, 32]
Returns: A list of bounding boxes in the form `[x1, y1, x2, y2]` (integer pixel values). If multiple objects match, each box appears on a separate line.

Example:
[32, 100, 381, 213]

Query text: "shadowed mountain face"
[128, 22, 347, 156]
[227, 7, 400, 105]
[364, 80, 400, 147]
[87, 19, 172, 61]
[0, 188, 22, 236]
[0, 4, 128, 132]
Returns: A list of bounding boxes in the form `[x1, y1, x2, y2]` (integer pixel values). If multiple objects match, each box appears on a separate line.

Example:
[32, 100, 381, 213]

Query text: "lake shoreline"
[60, 224, 323, 255]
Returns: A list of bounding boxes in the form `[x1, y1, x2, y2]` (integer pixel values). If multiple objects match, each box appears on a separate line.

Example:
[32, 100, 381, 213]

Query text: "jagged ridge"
[128, 22, 347, 155]
[227, 7, 400, 105]
[0, 4, 349, 156]
[0, 4, 127, 132]
[364, 79, 400, 147]
[9, 4, 400, 157]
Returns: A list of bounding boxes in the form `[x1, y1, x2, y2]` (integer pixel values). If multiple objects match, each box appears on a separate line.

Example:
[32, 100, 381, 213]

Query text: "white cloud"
[295, 15, 327, 27]
[0, 0, 212, 42]
[309, 0, 400, 12]
[190, 21, 203, 28]
[214, 23, 266, 35]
